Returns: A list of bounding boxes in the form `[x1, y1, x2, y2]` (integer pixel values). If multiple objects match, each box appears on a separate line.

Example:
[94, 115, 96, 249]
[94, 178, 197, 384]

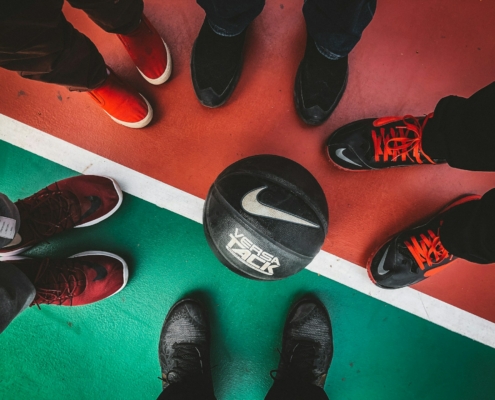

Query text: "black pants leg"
[196, 0, 265, 36]
[264, 380, 329, 400]
[422, 81, 495, 171]
[156, 380, 217, 400]
[66, 0, 143, 35]
[0, 263, 36, 334]
[0, 0, 142, 90]
[440, 189, 495, 264]
[304, 0, 377, 60]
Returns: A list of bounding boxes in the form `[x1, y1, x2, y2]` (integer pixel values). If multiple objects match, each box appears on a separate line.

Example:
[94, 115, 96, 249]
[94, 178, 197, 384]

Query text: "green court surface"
[1, 141, 495, 400]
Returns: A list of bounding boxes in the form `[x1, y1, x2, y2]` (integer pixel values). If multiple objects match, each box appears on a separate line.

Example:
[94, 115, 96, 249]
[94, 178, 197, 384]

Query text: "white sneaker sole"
[106, 94, 153, 128]
[137, 39, 173, 85]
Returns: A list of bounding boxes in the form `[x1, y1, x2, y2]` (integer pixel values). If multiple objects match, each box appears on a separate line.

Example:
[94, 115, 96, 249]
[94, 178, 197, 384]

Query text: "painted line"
[1, 114, 494, 349]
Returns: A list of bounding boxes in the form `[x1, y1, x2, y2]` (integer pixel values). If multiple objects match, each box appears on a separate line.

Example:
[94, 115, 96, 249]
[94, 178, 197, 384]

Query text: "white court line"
[1, 113, 494, 348]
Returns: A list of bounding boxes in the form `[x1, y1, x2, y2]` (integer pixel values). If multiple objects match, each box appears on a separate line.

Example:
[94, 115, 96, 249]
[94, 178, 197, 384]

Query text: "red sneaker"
[117, 15, 172, 85]
[88, 68, 153, 128]
[6, 251, 128, 306]
[0, 175, 123, 257]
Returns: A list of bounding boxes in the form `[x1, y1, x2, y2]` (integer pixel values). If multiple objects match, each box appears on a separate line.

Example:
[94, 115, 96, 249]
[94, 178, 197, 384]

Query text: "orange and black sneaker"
[367, 195, 481, 289]
[326, 113, 446, 171]
[5, 251, 128, 307]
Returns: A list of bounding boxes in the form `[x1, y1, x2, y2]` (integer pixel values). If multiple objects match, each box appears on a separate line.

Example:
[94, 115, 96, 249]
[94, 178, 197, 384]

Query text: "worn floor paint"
[1, 142, 495, 400]
[0, 0, 494, 325]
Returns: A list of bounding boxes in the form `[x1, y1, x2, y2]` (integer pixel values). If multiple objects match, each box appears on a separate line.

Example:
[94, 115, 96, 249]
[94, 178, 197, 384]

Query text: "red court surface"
[1, 1, 495, 322]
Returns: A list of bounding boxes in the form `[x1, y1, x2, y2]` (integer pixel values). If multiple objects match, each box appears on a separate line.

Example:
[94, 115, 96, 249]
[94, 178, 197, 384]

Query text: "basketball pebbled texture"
[203, 155, 329, 281]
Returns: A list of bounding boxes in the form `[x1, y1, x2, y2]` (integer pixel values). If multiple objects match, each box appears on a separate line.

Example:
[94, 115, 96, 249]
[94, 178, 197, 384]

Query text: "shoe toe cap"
[196, 87, 226, 108]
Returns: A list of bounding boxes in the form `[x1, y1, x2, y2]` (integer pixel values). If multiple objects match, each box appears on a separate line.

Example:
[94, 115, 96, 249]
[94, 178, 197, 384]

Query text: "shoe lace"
[371, 113, 435, 164]
[404, 226, 453, 274]
[32, 259, 84, 308]
[270, 341, 317, 382]
[17, 189, 79, 245]
[161, 343, 204, 384]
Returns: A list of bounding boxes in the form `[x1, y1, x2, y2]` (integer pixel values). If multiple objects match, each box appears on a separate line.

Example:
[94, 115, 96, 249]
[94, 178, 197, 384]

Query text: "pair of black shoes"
[191, 18, 348, 125]
[158, 296, 333, 397]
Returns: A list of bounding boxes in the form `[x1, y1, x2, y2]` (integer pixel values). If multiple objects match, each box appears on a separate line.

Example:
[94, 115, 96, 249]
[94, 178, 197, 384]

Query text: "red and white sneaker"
[88, 68, 153, 128]
[5, 251, 128, 306]
[118, 15, 172, 85]
[0, 175, 123, 257]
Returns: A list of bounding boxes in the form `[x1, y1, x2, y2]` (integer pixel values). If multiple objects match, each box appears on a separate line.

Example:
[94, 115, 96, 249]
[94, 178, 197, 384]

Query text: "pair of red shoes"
[0, 175, 128, 307]
[88, 15, 172, 128]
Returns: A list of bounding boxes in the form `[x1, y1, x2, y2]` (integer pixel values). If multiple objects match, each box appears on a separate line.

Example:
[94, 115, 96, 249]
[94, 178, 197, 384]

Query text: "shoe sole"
[106, 94, 153, 128]
[0, 177, 123, 257]
[366, 194, 482, 289]
[137, 39, 173, 85]
[1, 251, 129, 299]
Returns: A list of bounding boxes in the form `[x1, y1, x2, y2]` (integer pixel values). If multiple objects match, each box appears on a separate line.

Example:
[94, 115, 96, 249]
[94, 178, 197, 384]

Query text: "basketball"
[203, 155, 329, 281]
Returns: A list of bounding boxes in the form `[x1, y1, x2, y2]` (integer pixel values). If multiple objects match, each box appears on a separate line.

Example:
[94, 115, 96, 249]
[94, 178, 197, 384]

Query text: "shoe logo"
[335, 148, 361, 167]
[241, 187, 319, 229]
[377, 246, 390, 275]
[226, 228, 281, 276]
[80, 196, 102, 221]
[87, 262, 108, 281]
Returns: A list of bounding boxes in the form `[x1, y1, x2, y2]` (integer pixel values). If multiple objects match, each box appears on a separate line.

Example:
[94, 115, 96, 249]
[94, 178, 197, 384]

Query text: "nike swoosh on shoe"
[335, 148, 361, 167]
[377, 246, 390, 275]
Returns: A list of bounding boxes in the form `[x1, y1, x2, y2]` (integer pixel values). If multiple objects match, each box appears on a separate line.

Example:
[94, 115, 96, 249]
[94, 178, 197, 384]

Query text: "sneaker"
[271, 296, 333, 389]
[158, 299, 214, 392]
[4, 251, 128, 306]
[327, 113, 446, 171]
[294, 34, 348, 126]
[117, 15, 172, 85]
[191, 18, 247, 108]
[88, 68, 153, 128]
[0, 175, 123, 257]
[367, 195, 481, 289]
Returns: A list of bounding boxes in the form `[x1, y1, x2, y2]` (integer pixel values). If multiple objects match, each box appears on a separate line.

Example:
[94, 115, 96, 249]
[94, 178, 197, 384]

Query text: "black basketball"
[203, 155, 329, 281]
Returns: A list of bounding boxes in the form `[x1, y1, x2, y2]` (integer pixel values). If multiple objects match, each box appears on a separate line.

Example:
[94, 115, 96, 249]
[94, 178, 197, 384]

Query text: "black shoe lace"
[161, 343, 204, 384]
[17, 189, 80, 245]
[270, 340, 318, 382]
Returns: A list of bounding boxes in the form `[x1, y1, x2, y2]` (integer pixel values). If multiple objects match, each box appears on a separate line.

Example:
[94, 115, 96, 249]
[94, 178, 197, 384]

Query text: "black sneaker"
[271, 296, 333, 388]
[294, 34, 348, 126]
[327, 113, 446, 171]
[158, 299, 214, 392]
[367, 195, 481, 289]
[191, 18, 247, 108]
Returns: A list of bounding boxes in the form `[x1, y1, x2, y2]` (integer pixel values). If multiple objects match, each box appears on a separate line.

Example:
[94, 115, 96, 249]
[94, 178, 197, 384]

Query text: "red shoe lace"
[404, 227, 453, 277]
[17, 189, 80, 245]
[371, 113, 435, 164]
[32, 259, 85, 307]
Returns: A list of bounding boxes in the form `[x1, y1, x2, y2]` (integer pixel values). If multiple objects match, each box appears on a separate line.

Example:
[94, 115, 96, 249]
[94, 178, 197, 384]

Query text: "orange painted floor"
[1, 0, 495, 322]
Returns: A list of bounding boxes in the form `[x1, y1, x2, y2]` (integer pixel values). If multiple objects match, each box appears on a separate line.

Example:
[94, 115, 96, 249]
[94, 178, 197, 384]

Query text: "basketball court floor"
[1, 0, 495, 398]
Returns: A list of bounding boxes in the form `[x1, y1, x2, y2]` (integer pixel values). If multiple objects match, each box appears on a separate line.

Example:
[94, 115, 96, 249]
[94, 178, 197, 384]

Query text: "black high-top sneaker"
[191, 18, 247, 108]
[326, 113, 447, 171]
[294, 34, 348, 126]
[271, 296, 333, 389]
[158, 299, 214, 394]
[367, 195, 481, 289]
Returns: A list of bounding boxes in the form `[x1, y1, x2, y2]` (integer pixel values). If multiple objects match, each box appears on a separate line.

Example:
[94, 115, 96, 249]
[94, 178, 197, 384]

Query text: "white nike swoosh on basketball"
[241, 187, 320, 228]
[335, 148, 361, 167]
[377, 246, 390, 275]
